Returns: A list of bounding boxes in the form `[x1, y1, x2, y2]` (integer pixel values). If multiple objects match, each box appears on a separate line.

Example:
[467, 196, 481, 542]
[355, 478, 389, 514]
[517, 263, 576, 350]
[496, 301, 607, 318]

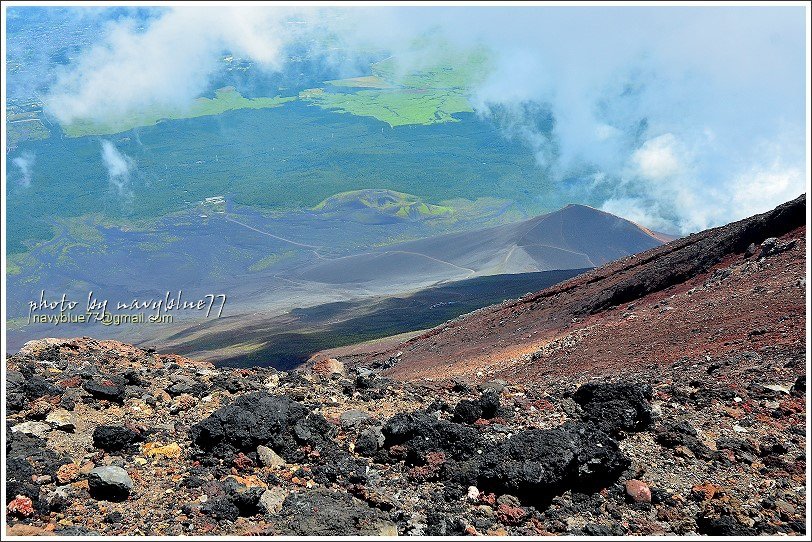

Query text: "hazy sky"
[24, 5, 811, 232]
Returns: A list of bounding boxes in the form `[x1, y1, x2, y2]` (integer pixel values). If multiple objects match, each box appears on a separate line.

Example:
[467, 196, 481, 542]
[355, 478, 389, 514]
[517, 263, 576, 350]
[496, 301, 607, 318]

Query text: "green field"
[304, 88, 473, 127]
[248, 251, 298, 272]
[48, 47, 493, 137]
[304, 47, 490, 127]
[313, 189, 455, 221]
[370, 46, 491, 90]
[63, 87, 296, 137]
[7, 111, 50, 145]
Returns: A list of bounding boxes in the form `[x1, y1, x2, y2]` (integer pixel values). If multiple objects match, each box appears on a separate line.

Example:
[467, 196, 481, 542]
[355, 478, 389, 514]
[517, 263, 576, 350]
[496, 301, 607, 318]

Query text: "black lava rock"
[212, 375, 244, 393]
[104, 511, 124, 524]
[478, 389, 501, 419]
[271, 489, 393, 536]
[6, 392, 27, 414]
[183, 475, 204, 488]
[202, 498, 240, 522]
[6, 431, 70, 509]
[477, 422, 629, 504]
[716, 436, 758, 463]
[83, 376, 126, 402]
[189, 392, 337, 463]
[23, 375, 61, 400]
[380, 406, 629, 507]
[453, 399, 483, 423]
[167, 375, 208, 397]
[200, 478, 263, 521]
[654, 420, 712, 459]
[696, 514, 757, 536]
[223, 477, 264, 516]
[123, 369, 144, 386]
[311, 453, 368, 485]
[573, 381, 653, 436]
[792, 374, 806, 395]
[650, 487, 673, 505]
[92, 425, 142, 453]
[355, 427, 384, 457]
[382, 410, 479, 464]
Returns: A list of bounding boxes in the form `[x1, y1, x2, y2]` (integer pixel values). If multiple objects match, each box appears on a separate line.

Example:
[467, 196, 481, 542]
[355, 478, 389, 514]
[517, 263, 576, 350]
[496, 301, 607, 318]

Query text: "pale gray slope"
[291, 204, 667, 286]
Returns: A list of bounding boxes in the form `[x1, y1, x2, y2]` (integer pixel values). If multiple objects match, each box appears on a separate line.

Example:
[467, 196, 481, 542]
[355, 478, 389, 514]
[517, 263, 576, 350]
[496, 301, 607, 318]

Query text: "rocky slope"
[349, 194, 806, 383]
[5, 334, 807, 536]
[4, 195, 808, 536]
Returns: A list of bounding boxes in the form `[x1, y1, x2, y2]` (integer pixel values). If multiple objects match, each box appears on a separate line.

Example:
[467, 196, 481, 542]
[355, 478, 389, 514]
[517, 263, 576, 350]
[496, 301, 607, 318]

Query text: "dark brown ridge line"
[386, 194, 806, 351]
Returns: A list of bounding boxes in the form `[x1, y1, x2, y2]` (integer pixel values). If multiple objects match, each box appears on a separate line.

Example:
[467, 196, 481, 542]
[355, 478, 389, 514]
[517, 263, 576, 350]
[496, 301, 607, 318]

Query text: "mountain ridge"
[320, 194, 806, 382]
[4, 196, 807, 536]
[293, 201, 668, 286]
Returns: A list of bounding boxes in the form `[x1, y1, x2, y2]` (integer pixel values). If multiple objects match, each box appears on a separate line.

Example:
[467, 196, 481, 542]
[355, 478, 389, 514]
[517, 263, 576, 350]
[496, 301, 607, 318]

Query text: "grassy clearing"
[370, 46, 491, 90]
[313, 189, 455, 220]
[48, 217, 109, 267]
[304, 44, 490, 127]
[325, 75, 394, 89]
[62, 217, 106, 245]
[306, 88, 473, 127]
[7, 111, 50, 145]
[7, 252, 36, 276]
[63, 87, 296, 137]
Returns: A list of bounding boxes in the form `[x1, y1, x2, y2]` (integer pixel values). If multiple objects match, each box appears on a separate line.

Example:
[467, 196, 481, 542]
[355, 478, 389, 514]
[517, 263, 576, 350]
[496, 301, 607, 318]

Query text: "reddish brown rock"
[232, 452, 254, 471]
[312, 357, 345, 376]
[497, 503, 527, 525]
[691, 482, 722, 501]
[625, 479, 652, 503]
[56, 463, 80, 484]
[7, 495, 34, 518]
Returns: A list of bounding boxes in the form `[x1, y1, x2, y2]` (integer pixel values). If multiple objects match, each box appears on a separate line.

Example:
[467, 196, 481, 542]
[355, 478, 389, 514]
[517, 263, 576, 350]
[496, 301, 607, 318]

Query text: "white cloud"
[631, 134, 683, 180]
[12, 152, 35, 188]
[601, 197, 673, 232]
[100, 140, 135, 195]
[46, 7, 310, 124]
[595, 124, 622, 141]
[601, 149, 804, 234]
[732, 162, 804, 219]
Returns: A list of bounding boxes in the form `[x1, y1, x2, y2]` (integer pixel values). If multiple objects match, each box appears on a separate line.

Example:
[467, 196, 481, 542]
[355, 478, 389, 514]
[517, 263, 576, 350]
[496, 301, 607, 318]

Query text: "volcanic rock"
[312, 357, 346, 377]
[190, 392, 337, 463]
[572, 381, 653, 435]
[624, 479, 652, 503]
[11, 421, 52, 438]
[476, 422, 629, 503]
[92, 425, 142, 453]
[87, 466, 133, 501]
[258, 487, 288, 514]
[256, 445, 286, 468]
[271, 489, 396, 536]
[45, 409, 76, 432]
[382, 410, 479, 464]
[340, 409, 371, 430]
[83, 376, 126, 402]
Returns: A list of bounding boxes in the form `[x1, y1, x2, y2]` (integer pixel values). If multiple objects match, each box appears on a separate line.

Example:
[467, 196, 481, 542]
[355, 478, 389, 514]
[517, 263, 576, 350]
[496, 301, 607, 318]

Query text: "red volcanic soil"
[350, 195, 807, 384]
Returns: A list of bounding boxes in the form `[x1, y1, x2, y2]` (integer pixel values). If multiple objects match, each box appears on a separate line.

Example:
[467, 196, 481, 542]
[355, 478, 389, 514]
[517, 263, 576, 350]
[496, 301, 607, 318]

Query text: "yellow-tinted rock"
[226, 474, 267, 490]
[143, 442, 182, 459]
